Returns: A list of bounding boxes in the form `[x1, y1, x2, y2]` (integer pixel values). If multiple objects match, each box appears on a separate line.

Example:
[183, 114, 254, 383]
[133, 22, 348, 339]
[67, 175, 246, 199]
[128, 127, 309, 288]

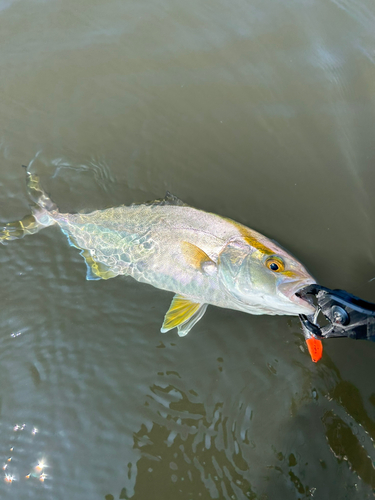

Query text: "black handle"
[297, 285, 375, 341]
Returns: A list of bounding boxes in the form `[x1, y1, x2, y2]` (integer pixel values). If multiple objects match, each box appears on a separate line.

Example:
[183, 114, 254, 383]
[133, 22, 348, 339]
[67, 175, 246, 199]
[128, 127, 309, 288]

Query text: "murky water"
[0, 0, 375, 498]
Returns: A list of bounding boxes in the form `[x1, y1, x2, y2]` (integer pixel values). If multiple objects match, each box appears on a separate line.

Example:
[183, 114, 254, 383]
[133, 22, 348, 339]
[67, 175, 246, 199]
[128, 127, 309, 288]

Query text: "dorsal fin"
[162, 191, 186, 206]
[133, 191, 187, 208]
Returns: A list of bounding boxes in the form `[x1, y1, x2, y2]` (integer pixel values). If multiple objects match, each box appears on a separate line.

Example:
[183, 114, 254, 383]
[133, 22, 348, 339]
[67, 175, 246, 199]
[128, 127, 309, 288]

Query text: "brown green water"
[0, 0, 375, 499]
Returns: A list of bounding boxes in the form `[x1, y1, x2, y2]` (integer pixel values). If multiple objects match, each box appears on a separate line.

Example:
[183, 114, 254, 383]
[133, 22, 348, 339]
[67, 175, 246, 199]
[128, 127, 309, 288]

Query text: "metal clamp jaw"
[297, 284, 375, 341]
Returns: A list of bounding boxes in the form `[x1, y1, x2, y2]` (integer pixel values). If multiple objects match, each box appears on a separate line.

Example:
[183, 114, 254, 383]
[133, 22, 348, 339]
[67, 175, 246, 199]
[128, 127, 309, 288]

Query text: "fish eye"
[266, 257, 285, 272]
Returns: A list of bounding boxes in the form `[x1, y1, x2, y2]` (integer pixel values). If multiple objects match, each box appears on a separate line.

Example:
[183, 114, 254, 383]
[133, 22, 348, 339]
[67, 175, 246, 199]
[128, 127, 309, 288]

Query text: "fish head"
[217, 236, 315, 315]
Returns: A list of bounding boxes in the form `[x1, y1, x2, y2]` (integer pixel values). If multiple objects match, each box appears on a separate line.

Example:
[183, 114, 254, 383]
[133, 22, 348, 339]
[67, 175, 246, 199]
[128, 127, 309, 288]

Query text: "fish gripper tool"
[297, 284, 375, 342]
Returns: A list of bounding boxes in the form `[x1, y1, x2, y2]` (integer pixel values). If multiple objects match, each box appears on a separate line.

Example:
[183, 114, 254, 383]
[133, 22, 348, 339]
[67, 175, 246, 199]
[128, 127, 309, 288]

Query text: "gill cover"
[217, 240, 256, 301]
[217, 238, 282, 307]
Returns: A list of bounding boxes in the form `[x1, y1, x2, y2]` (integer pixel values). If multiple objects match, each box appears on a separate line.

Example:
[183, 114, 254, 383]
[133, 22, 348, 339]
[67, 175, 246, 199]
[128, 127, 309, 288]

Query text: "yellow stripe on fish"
[226, 219, 275, 256]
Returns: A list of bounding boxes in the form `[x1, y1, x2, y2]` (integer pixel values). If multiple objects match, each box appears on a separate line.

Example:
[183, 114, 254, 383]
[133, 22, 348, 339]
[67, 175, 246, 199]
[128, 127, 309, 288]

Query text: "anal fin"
[63, 231, 118, 281]
[80, 248, 118, 280]
[161, 294, 208, 336]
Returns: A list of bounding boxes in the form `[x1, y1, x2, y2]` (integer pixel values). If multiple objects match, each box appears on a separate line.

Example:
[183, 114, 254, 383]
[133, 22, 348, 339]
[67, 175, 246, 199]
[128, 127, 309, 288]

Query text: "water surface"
[0, 0, 375, 498]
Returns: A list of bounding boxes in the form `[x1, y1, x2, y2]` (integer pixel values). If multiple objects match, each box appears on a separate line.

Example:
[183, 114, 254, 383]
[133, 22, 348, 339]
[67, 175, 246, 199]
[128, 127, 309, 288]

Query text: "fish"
[0, 170, 318, 351]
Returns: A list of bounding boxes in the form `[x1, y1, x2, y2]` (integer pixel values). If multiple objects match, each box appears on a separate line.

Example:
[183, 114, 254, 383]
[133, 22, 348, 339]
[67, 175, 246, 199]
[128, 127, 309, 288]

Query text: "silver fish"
[0, 171, 315, 335]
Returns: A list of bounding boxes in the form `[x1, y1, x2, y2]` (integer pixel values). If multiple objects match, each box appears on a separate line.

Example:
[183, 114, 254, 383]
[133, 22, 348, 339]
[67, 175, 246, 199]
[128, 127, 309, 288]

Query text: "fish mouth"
[282, 279, 317, 314]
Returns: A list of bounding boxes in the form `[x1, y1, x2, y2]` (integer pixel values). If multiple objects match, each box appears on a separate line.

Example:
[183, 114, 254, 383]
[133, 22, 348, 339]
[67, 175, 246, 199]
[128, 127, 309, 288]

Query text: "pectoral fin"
[161, 294, 208, 336]
[180, 241, 216, 275]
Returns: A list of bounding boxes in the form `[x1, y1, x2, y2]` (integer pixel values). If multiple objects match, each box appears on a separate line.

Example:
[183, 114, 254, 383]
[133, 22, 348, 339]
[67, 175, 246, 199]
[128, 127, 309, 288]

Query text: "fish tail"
[25, 168, 57, 212]
[0, 169, 57, 244]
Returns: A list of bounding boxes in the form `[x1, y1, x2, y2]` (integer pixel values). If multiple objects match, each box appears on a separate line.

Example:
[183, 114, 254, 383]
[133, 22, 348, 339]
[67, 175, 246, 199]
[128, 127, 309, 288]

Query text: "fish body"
[1, 172, 315, 336]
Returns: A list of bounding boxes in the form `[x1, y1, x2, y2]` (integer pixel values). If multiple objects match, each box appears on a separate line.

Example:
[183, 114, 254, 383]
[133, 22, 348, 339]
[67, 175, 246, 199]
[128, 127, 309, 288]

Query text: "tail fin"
[0, 169, 57, 244]
[25, 170, 57, 211]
